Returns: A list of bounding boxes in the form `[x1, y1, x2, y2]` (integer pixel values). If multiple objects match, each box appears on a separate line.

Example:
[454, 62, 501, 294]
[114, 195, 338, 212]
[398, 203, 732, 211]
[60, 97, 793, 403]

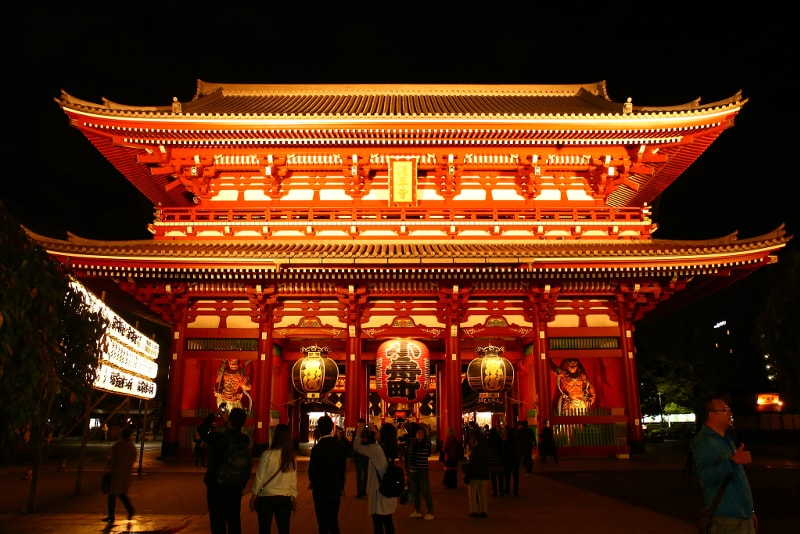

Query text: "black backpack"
[216, 434, 252, 490]
[376, 448, 405, 498]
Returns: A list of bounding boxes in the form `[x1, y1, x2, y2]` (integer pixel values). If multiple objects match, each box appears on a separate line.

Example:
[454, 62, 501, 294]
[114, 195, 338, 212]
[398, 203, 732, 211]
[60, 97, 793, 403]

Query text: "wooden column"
[534, 321, 552, 427]
[514, 351, 533, 423]
[163, 310, 187, 457]
[357, 346, 368, 421]
[290, 390, 301, 446]
[444, 324, 462, 442]
[618, 308, 644, 451]
[345, 324, 361, 427]
[276, 359, 290, 422]
[252, 311, 275, 454]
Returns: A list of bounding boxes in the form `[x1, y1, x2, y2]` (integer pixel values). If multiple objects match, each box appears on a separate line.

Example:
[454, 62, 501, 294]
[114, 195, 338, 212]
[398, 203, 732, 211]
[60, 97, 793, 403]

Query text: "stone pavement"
[0, 438, 796, 533]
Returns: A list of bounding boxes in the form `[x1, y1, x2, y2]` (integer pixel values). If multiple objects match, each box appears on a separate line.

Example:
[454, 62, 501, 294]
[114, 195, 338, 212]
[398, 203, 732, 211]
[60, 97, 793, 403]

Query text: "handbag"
[398, 484, 410, 505]
[462, 461, 472, 484]
[698, 473, 732, 534]
[101, 473, 111, 494]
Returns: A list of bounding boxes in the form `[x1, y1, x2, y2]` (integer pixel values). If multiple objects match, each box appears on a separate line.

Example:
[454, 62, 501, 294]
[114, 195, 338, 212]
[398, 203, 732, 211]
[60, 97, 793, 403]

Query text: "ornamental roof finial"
[475, 345, 505, 356]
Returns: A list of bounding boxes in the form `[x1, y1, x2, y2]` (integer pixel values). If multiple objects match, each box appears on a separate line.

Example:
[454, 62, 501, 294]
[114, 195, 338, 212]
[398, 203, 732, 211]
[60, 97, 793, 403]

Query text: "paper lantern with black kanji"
[375, 339, 430, 404]
[467, 345, 514, 402]
[292, 346, 338, 399]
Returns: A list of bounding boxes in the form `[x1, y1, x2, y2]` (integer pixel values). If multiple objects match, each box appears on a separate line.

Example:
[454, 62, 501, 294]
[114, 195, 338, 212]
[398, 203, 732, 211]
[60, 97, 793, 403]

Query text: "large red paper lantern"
[375, 339, 430, 404]
[467, 345, 514, 402]
[291, 345, 338, 399]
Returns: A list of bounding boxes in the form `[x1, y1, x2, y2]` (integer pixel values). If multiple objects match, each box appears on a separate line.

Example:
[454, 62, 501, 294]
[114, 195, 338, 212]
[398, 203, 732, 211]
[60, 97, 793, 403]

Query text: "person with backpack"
[353, 420, 400, 534]
[249, 423, 297, 534]
[308, 415, 347, 534]
[198, 406, 252, 534]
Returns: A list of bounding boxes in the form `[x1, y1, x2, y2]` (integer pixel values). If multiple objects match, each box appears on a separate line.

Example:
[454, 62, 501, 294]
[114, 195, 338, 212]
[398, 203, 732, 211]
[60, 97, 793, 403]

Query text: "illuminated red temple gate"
[32, 81, 788, 458]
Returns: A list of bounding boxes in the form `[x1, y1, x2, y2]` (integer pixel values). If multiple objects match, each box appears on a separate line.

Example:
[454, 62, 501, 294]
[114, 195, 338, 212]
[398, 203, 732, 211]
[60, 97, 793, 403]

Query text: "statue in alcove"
[549, 358, 596, 415]
[214, 359, 252, 414]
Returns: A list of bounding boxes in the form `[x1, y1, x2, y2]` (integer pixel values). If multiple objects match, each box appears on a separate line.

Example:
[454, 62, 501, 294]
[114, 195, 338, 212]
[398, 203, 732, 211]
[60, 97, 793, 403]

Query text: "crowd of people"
[179, 411, 559, 533]
[88, 376, 764, 534]
[97, 401, 753, 534]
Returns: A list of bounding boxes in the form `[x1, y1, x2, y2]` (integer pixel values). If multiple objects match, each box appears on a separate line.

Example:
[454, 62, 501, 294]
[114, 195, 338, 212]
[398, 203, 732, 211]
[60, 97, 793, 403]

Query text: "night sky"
[2, 3, 795, 323]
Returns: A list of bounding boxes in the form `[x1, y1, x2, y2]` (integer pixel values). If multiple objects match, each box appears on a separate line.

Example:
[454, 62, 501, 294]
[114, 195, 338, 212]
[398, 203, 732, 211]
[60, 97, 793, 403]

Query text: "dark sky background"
[2, 3, 795, 326]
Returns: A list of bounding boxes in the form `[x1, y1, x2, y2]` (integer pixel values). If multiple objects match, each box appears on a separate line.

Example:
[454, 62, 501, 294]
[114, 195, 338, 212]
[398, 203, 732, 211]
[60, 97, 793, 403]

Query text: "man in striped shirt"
[406, 424, 435, 520]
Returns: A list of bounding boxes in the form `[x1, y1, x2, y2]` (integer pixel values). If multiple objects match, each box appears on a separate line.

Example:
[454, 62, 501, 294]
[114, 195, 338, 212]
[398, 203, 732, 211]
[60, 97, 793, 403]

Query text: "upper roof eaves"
[57, 81, 745, 120]
[26, 225, 789, 260]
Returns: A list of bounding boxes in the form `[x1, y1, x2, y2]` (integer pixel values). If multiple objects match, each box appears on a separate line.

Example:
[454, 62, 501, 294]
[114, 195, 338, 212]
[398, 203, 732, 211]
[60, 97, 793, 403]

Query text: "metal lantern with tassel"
[291, 345, 338, 399]
[467, 345, 514, 402]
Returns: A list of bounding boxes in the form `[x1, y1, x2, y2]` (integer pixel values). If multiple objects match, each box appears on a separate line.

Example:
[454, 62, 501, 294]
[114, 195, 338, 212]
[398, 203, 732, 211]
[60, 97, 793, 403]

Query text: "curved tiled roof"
[53, 80, 748, 213]
[27, 226, 790, 326]
[58, 80, 745, 120]
[28, 226, 789, 269]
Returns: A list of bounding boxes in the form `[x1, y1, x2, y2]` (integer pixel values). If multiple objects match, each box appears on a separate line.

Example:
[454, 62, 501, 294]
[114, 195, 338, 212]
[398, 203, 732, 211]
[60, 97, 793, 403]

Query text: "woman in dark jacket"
[539, 424, 559, 464]
[487, 427, 506, 497]
[502, 425, 522, 497]
[102, 428, 136, 522]
[463, 430, 490, 518]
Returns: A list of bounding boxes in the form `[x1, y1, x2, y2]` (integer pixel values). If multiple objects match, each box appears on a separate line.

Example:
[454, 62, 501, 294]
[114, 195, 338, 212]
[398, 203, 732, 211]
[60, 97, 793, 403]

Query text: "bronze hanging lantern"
[291, 345, 338, 399]
[467, 345, 514, 402]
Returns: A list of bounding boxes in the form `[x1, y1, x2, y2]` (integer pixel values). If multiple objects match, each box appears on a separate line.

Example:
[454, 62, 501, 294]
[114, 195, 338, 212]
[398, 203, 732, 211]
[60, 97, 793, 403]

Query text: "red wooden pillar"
[290, 390, 301, 445]
[534, 323, 551, 426]
[163, 310, 187, 457]
[357, 344, 368, 421]
[515, 344, 538, 422]
[276, 359, 290, 422]
[345, 325, 360, 428]
[444, 324, 462, 443]
[619, 314, 644, 448]
[252, 316, 275, 453]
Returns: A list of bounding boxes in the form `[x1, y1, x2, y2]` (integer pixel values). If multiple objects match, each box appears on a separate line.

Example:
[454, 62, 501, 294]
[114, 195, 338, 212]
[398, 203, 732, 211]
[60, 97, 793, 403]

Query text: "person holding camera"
[353, 420, 399, 534]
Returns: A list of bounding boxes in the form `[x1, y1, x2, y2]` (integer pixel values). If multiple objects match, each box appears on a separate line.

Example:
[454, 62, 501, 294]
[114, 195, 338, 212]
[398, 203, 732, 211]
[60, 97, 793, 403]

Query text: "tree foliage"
[0, 199, 105, 468]
[634, 289, 768, 418]
[636, 312, 712, 418]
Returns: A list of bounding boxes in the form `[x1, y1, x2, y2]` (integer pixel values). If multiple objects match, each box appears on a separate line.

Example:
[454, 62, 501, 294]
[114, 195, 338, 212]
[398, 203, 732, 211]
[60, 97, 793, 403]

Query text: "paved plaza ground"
[0, 437, 797, 533]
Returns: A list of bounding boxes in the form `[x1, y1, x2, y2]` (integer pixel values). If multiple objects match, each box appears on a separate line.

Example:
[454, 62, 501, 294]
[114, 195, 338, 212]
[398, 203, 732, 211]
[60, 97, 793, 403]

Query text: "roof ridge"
[195, 80, 610, 99]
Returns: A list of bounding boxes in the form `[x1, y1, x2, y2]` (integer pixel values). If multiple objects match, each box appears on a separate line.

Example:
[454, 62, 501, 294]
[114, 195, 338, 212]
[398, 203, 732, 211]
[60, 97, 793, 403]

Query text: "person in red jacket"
[440, 427, 461, 489]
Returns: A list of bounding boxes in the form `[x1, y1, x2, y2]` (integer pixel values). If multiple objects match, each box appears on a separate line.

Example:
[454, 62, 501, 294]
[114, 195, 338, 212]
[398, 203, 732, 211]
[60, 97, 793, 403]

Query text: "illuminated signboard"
[70, 280, 159, 400]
